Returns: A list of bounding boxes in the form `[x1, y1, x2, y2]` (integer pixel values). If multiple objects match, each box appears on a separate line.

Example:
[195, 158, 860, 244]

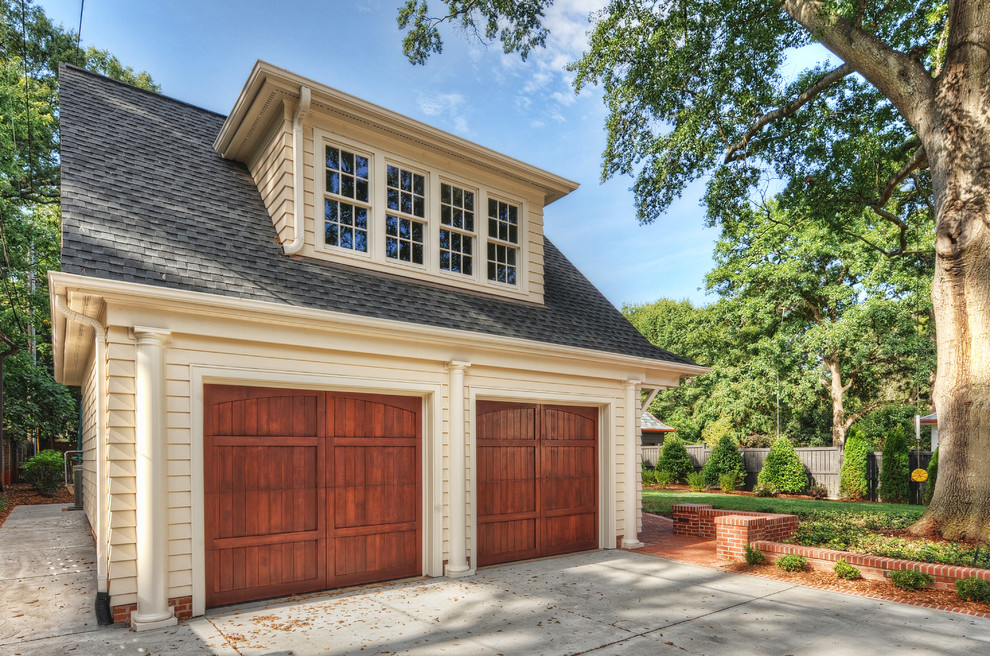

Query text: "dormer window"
[324, 146, 370, 252]
[385, 164, 426, 265]
[439, 183, 474, 276]
[487, 199, 519, 285]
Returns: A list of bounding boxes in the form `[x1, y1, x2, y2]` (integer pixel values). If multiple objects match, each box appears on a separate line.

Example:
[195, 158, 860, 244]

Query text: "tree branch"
[781, 0, 935, 132]
[724, 63, 854, 163]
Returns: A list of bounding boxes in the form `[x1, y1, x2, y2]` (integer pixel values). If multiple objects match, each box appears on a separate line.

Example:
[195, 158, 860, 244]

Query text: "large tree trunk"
[909, 22, 990, 540]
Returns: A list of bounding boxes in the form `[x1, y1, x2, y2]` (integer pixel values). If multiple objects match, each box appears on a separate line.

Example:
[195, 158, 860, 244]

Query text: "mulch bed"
[636, 513, 990, 618]
[0, 483, 73, 528]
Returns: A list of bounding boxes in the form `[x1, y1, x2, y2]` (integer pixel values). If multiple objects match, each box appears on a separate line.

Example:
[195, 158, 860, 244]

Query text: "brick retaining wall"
[670, 503, 990, 591]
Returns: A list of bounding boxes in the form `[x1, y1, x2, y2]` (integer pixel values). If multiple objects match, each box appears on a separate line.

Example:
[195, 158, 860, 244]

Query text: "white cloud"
[417, 92, 471, 134]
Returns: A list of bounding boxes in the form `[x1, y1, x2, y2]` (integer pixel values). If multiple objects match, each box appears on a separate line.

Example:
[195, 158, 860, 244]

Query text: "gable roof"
[57, 65, 696, 366]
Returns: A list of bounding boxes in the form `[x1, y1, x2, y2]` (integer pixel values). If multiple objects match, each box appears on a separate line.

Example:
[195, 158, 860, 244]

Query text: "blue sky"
[39, 0, 723, 307]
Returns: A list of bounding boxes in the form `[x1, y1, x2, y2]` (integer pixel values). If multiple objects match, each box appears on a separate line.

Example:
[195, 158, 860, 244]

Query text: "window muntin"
[487, 199, 519, 285]
[385, 164, 426, 264]
[439, 183, 474, 275]
[324, 146, 370, 253]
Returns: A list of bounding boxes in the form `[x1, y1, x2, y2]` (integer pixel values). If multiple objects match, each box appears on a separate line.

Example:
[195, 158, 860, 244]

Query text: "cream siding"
[79, 351, 99, 529]
[247, 110, 295, 247]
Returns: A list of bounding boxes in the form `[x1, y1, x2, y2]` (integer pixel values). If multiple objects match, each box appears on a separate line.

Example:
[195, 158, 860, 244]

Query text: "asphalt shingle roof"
[58, 65, 695, 366]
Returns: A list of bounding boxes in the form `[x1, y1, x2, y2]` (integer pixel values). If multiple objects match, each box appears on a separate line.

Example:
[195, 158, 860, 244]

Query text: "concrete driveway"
[3, 505, 989, 655]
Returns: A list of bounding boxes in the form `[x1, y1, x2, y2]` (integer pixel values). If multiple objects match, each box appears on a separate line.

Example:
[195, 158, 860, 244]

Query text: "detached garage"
[50, 62, 706, 630]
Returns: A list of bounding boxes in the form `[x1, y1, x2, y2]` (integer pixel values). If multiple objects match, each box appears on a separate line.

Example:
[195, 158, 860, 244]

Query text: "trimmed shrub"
[702, 434, 746, 489]
[641, 464, 655, 486]
[955, 577, 990, 604]
[880, 427, 911, 504]
[656, 435, 694, 483]
[686, 471, 706, 492]
[839, 426, 869, 500]
[744, 544, 766, 565]
[756, 437, 807, 494]
[654, 470, 674, 489]
[776, 554, 807, 571]
[753, 485, 776, 497]
[718, 472, 738, 492]
[21, 449, 65, 497]
[833, 559, 862, 580]
[923, 448, 938, 505]
[890, 569, 933, 591]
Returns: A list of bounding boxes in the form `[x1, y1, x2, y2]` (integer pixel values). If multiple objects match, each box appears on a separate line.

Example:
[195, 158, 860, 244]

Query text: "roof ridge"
[59, 63, 228, 119]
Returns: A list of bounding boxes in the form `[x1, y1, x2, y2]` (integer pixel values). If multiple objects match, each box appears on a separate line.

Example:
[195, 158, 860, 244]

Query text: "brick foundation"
[111, 595, 193, 625]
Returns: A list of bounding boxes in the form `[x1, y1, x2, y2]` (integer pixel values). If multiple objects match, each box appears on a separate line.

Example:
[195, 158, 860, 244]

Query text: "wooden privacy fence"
[641, 444, 933, 502]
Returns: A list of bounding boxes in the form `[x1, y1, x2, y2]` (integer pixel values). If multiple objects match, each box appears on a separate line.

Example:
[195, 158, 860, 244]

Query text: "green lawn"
[643, 489, 926, 519]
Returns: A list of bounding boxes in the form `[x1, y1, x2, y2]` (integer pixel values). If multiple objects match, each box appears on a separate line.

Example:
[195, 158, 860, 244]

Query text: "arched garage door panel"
[477, 402, 598, 567]
[204, 386, 421, 608]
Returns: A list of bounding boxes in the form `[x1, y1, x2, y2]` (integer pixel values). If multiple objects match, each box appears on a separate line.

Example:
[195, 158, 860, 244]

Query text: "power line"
[76, 0, 85, 64]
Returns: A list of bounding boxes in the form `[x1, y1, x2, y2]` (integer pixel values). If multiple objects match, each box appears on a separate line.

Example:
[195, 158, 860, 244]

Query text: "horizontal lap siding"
[106, 326, 137, 605]
[80, 352, 99, 531]
[248, 117, 294, 246]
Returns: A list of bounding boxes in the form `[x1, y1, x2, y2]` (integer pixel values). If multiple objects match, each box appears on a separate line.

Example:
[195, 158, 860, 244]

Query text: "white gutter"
[283, 85, 311, 256]
[54, 294, 108, 594]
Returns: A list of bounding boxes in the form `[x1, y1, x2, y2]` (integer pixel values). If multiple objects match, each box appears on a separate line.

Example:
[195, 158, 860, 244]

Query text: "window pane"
[508, 224, 518, 244]
[413, 174, 424, 197]
[325, 199, 337, 222]
[453, 187, 462, 206]
[451, 232, 461, 251]
[400, 241, 410, 261]
[341, 227, 353, 249]
[441, 184, 451, 204]
[440, 229, 449, 249]
[463, 237, 472, 255]
[464, 256, 472, 275]
[412, 243, 423, 264]
[326, 147, 339, 170]
[451, 253, 461, 273]
[506, 248, 516, 266]
[464, 192, 474, 211]
[327, 171, 340, 195]
[355, 229, 367, 252]
[356, 179, 369, 203]
[341, 175, 354, 198]
[341, 151, 353, 174]
[488, 261, 496, 280]
[441, 205, 451, 225]
[388, 188, 399, 211]
[386, 237, 398, 259]
[355, 156, 369, 179]
[464, 211, 474, 232]
[414, 196, 424, 217]
[399, 218, 410, 239]
[412, 221, 423, 242]
[355, 207, 368, 229]
[401, 192, 412, 215]
[400, 170, 411, 191]
[386, 215, 397, 236]
[440, 251, 451, 270]
[508, 205, 518, 224]
[387, 165, 398, 189]
[325, 223, 338, 246]
[507, 266, 516, 285]
[488, 198, 497, 217]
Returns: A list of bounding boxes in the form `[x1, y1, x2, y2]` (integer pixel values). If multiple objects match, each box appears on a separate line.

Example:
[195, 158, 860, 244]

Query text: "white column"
[130, 327, 177, 631]
[446, 361, 471, 576]
[622, 379, 644, 549]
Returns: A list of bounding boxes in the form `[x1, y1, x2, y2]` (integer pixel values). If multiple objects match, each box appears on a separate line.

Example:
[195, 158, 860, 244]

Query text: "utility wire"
[76, 0, 84, 64]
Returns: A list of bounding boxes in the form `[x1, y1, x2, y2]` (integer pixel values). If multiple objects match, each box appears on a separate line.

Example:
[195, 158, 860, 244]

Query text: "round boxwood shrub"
[776, 554, 807, 571]
[21, 449, 65, 497]
[833, 559, 862, 580]
[880, 427, 911, 504]
[839, 426, 869, 500]
[702, 433, 745, 489]
[955, 576, 990, 604]
[890, 569, 933, 591]
[923, 448, 938, 505]
[756, 437, 807, 494]
[655, 434, 694, 483]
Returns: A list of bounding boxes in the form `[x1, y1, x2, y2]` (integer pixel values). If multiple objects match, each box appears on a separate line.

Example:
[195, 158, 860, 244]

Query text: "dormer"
[214, 61, 578, 304]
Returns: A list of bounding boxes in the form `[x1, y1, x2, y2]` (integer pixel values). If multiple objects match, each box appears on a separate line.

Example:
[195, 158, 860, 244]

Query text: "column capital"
[446, 360, 471, 371]
[623, 379, 642, 389]
[132, 326, 172, 345]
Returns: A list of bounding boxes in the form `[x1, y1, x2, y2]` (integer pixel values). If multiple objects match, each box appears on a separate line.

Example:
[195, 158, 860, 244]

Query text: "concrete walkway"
[2, 504, 989, 655]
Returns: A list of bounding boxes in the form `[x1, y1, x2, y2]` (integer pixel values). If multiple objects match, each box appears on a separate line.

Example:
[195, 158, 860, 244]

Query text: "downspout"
[282, 85, 312, 256]
[54, 295, 111, 614]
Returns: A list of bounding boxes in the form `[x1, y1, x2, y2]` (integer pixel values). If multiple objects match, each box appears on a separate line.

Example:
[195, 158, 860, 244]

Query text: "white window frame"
[484, 193, 525, 288]
[436, 177, 479, 281]
[383, 159, 430, 269]
[316, 132, 375, 262]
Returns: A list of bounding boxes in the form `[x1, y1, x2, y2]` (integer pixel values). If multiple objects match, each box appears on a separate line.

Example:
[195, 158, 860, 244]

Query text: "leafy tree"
[700, 416, 735, 450]
[398, 0, 990, 540]
[655, 434, 694, 483]
[880, 427, 911, 504]
[701, 433, 745, 489]
[0, 0, 157, 475]
[707, 203, 934, 448]
[839, 425, 869, 500]
[756, 437, 807, 494]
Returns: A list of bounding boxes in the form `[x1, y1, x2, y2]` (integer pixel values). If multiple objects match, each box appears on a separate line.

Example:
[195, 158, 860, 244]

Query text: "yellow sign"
[912, 469, 929, 482]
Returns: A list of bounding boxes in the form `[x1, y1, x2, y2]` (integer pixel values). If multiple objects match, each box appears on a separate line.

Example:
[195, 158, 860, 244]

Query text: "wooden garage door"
[477, 402, 598, 566]
[204, 385, 421, 607]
